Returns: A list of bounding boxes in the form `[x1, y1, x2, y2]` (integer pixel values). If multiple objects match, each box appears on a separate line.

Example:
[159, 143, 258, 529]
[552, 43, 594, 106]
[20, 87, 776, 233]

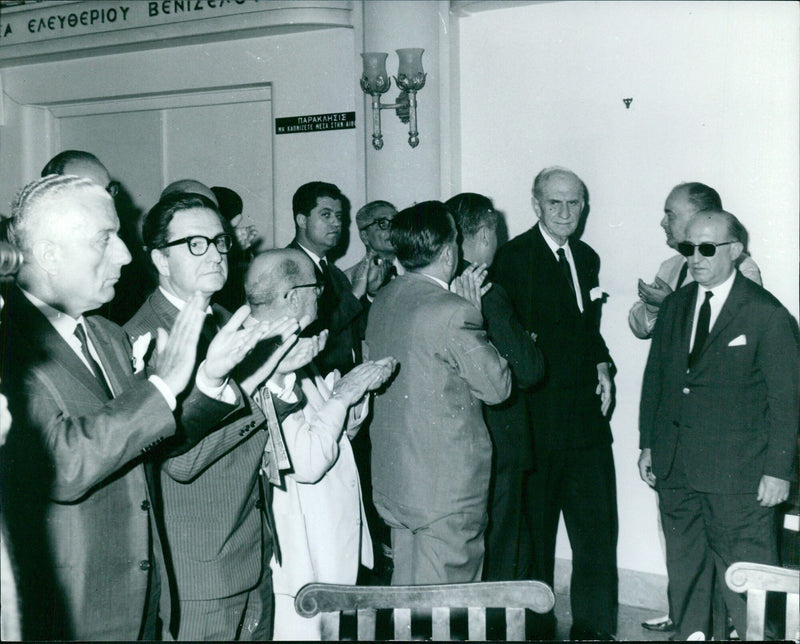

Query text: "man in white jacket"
[245, 249, 396, 640]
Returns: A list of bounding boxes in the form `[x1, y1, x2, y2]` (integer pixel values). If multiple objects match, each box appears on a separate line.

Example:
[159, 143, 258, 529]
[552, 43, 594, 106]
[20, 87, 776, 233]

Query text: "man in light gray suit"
[126, 193, 299, 640]
[366, 200, 512, 585]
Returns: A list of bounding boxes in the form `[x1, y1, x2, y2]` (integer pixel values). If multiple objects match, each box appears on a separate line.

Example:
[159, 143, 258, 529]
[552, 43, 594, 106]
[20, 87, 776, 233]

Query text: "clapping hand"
[638, 277, 672, 308]
[154, 292, 207, 396]
[205, 305, 299, 386]
[277, 329, 329, 374]
[450, 263, 491, 312]
[330, 357, 398, 407]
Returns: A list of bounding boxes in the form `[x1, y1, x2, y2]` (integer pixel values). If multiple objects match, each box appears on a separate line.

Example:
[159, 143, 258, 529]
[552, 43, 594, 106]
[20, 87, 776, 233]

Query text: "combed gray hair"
[532, 166, 587, 202]
[8, 174, 109, 256]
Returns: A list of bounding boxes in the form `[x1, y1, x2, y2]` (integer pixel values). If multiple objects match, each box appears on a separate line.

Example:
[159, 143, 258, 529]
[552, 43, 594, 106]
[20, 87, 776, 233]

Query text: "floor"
[553, 592, 673, 642]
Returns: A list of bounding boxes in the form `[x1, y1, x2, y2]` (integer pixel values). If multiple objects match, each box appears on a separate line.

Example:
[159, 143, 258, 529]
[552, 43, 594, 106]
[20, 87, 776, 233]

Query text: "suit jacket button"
[139, 560, 151, 571]
[141, 500, 151, 511]
[255, 499, 265, 510]
[672, 421, 680, 427]
[682, 387, 690, 394]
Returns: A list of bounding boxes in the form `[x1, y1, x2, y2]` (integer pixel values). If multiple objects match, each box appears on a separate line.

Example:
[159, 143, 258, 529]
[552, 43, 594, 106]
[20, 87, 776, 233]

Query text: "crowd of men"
[0, 150, 796, 642]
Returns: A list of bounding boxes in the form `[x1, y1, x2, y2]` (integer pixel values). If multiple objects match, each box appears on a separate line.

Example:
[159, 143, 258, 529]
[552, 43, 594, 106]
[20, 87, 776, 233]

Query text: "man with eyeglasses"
[345, 200, 402, 299]
[639, 209, 797, 641]
[125, 192, 301, 640]
[245, 248, 396, 638]
[629, 182, 763, 636]
[492, 167, 618, 640]
[629, 182, 761, 341]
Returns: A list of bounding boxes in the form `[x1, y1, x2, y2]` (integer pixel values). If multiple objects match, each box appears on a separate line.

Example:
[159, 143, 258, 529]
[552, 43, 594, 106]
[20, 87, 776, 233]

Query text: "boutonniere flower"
[590, 286, 607, 302]
[131, 332, 152, 374]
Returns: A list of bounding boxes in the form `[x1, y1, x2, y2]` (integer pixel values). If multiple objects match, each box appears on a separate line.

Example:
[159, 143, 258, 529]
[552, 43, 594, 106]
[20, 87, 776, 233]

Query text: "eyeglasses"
[677, 241, 736, 257]
[285, 282, 324, 298]
[106, 181, 120, 198]
[360, 218, 393, 232]
[160, 234, 233, 256]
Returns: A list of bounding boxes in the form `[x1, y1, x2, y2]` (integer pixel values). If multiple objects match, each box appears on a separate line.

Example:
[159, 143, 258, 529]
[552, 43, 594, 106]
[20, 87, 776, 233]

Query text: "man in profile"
[41, 149, 150, 323]
[639, 210, 797, 640]
[493, 167, 618, 640]
[0, 175, 243, 640]
[367, 200, 511, 585]
[447, 192, 544, 582]
[629, 181, 761, 340]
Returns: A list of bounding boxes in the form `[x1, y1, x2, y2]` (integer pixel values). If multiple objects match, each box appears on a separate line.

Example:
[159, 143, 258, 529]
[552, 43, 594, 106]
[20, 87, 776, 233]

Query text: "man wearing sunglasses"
[345, 200, 401, 299]
[639, 210, 797, 640]
[629, 182, 761, 341]
[125, 193, 300, 640]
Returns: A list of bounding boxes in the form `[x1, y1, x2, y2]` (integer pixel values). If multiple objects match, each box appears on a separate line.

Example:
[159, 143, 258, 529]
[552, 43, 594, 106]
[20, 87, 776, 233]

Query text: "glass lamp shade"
[360, 52, 391, 94]
[396, 48, 424, 79]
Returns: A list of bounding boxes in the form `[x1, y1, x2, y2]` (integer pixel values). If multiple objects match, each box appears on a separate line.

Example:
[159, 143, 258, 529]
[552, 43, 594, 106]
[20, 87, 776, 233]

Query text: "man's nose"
[205, 243, 223, 262]
[114, 236, 132, 266]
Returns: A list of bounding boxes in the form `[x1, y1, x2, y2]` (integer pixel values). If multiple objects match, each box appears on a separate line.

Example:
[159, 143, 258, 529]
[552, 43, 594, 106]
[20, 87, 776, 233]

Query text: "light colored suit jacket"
[628, 252, 762, 339]
[270, 367, 372, 640]
[125, 290, 272, 608]
[365, 272, 511, 524]
[0, 286, 226, 640]
[639, 272, 798, 493]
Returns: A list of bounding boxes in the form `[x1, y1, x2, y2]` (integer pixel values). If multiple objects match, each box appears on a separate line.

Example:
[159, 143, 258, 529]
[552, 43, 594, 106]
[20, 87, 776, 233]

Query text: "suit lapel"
[83, 319, 128, 398]
[7, 287, 110, 402]
[569, 241, 591, 312]
[680, 283, 698, 359]
[532, 225, 581, 317]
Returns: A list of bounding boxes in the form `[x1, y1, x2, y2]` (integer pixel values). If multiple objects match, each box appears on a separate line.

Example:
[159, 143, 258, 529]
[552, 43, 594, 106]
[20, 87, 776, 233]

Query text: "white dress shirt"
[539, 227, 584, 312]
[689, 269, 737, 351]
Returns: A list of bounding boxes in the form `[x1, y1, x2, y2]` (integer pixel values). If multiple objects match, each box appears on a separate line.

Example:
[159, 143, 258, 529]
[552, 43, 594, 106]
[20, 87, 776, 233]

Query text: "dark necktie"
[74, 323, 113, 399]
[557, 248, 576, 297]
[689, 290, 713, 368]
[675, 261, 689, 290]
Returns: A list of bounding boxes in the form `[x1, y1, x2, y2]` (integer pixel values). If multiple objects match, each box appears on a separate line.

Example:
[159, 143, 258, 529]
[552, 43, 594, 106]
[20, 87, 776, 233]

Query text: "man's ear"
[729, 241, 744, 263]
[32, 239, 59, 275]
[358, 229, 369, 246]
[294, 213, 307, 233]
[150, 248, 170, 278]
[532, 195, 542, 218]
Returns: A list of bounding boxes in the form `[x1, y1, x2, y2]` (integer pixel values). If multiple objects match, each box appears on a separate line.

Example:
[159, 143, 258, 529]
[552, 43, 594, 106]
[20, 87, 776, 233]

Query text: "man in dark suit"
[0, 175, 249, 640]
[492, 167, 618, 640]
[125, 193, 299, 640]
[639, 209, 798, 640]
[288, 181, 364, 375]
[447, 192, 544, 581]
[367, 201, 512, 585]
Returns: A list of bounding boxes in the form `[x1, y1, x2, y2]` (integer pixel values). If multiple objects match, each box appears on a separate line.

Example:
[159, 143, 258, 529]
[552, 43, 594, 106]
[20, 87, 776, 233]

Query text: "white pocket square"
[727, 334, 747, 347]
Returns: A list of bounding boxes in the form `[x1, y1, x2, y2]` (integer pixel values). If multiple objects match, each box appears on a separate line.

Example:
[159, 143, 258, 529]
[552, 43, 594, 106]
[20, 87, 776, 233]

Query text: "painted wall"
[0, 26, 366, 265]
[457, 0, 799, 585]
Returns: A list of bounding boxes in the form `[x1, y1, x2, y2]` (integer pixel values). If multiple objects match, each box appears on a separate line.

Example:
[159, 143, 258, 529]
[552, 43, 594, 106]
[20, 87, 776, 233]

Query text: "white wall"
[458, 0, 799, 581]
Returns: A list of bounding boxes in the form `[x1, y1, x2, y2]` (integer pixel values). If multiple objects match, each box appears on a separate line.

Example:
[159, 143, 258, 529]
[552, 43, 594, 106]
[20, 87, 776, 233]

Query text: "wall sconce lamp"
[360, 48, 426, 150]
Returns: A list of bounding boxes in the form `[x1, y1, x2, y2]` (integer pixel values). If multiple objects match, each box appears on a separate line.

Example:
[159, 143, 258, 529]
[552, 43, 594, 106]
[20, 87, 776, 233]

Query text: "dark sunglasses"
[360, 218, 393, 232]
[160, 234, 233, 256]
[677, 241, 736, 258]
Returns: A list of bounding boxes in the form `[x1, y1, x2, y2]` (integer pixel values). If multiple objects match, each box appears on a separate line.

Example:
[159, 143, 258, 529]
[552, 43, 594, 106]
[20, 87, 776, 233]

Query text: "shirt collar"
[159, 286, 214, 316]
[418, 271, 450, 290]
[20, 286, 81, 342]
[539, 224, 572, 258]
[296, 242, 324, 270]
[698, 268, 736, 301]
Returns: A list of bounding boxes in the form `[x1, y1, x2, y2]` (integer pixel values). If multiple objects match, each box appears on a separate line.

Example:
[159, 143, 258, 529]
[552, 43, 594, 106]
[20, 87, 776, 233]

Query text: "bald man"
[639, 210, 797, 640]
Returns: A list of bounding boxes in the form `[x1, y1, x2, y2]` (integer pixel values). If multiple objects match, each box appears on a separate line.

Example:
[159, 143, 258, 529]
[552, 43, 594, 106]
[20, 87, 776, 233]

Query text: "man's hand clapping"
[450, 263, 491, 312]
[330, 357, 398, 408]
